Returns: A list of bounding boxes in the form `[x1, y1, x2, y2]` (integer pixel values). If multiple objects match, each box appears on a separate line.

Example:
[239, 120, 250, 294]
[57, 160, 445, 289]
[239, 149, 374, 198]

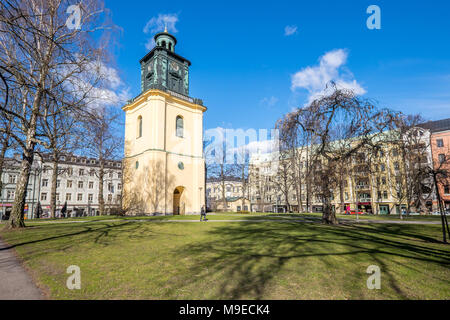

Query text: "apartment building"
[0, 153, 123, 219]
[248, 125, 437, 215]
[0, 156, 40, 220]
[420, 118, 450, 210]
[206, 177, 249, 211]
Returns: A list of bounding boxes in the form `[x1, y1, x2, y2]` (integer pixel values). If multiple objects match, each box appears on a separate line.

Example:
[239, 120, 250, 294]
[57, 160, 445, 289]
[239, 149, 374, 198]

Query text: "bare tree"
[39, 93, 80, 218]
[81, 106, 122, 216]
[0, 0, 113, 228]
[287, 85, 390, 224]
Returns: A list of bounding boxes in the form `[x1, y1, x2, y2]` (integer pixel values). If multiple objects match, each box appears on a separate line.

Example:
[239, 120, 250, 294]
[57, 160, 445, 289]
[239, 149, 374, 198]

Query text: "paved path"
[0, 238, 44, 300]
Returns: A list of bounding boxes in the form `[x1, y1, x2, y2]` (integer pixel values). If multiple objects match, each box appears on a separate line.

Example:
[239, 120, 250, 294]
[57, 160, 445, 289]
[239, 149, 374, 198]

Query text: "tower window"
[176, 116, 184, 138]
[162, 41, 166, 48]
[169, 42, 172, 51]
[137, 116, 142, 138]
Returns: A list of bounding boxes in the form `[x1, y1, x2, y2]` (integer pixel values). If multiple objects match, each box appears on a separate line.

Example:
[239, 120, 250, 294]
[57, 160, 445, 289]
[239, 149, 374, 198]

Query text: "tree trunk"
[8, 147, 34, 228]
[433, 173, 450, 243]
[98, 160, 105, 215]
[0, 138, 9, 199]
[50, 156, 58, 218]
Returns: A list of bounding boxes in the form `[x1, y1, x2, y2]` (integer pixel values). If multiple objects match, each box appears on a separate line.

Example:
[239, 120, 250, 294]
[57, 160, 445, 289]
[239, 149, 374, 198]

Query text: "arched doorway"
[173, 187, 185, 215]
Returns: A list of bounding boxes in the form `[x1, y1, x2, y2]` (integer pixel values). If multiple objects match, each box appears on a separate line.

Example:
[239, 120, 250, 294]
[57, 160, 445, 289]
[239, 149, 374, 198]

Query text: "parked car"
[402, 211, 420, 215]
[431, 210, 450, 215]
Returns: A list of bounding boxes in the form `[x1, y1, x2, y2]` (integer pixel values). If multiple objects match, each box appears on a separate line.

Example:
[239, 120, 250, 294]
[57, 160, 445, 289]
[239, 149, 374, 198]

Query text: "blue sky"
[106, 0, 450, 133]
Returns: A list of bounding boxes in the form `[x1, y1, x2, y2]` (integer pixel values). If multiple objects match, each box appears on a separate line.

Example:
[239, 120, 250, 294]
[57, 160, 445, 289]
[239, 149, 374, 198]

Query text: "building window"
[444, 185, 450, 195]
[56, 180, 60, 188]
[380, 164, 385, 172]
[436, 139, 444, 147]
[7, 190, 15, 200]
[394, 162, 400, 170]
[383, 191, 388, 199]
[438, 154, 445, 164]
[118, 172, 122, 178]
[79, 169, 84, 176]
[88, 181, 94, 189]
[66, 193, 72, 201]
[137, 115, 142, 138]
[8, 174, 16, 184]
[67, 180, 73, 188]
[56, 193, 59, 201]
[88, 194, 93, 201]
[90, 169, 95, 177]
[77, 193, 83, 201]
[67, 168, 73, 176]
[78, 181, 83, 188]
[41, 193, 47, 201]
[176, 116, 183, 137]
[109, 172, 113, 178]
[108, 194, 112, 202]
[42, 179, 48, 187]
[118, 183, 122, 190]
[108, 183, 114, 193]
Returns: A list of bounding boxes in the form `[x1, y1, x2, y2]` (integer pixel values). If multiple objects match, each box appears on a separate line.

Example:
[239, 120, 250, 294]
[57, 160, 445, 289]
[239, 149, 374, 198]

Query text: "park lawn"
[0, 218, 449, 300]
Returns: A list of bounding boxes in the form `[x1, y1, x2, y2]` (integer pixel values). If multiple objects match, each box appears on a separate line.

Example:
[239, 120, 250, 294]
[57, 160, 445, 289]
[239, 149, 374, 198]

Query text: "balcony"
[355, 185, 370, 190]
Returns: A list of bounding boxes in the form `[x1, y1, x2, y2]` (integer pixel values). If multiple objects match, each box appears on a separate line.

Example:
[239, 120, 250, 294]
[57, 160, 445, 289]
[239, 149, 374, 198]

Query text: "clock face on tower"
[140, 48, 189, 96]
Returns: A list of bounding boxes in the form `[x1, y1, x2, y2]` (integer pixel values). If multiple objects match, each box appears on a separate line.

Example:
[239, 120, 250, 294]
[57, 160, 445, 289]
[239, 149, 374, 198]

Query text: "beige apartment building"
[206, 177, 250, 211]
[248, 126, 437, 215]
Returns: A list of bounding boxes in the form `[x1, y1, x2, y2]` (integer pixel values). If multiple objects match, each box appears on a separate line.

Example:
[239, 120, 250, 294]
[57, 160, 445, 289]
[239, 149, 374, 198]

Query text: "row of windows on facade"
[44, 156, 122, 167]
[39, 192, 120, 202]
[254, 146, 440, 173]
[252, 190, 401, 203]
[42, 167, 122, 178]
[136, 115, 184, 138]
[208, 186, 243, 194]
[41, 179, 122, 191]
[4, 170, 121, 185]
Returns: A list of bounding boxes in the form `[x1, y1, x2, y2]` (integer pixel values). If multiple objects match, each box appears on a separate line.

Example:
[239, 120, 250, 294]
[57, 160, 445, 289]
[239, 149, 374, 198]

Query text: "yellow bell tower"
[122, 30, 206, 215]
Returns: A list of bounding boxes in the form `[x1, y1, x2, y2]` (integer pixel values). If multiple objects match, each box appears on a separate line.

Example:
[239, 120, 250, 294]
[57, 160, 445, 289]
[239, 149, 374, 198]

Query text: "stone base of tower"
[122, 151, 205, 215]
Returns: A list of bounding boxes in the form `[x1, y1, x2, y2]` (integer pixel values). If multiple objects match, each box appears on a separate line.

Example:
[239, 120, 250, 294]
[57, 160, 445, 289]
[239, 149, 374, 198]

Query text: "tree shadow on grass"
[172, 221, 450, 299]
[0, 220, 181, 255]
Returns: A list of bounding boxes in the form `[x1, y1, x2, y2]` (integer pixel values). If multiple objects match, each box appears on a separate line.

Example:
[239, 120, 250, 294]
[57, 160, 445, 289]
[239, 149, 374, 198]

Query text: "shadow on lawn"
[173, 221, 450, 299]
[0, 220, 174, 253]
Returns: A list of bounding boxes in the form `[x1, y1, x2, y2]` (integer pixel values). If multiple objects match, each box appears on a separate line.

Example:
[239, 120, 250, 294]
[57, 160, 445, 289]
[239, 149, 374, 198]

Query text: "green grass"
[1, 215, 449, 299]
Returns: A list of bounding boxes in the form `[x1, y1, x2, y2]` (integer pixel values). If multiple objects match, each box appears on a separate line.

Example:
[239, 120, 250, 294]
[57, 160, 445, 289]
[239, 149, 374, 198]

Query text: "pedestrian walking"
[200, 206, 207, 221]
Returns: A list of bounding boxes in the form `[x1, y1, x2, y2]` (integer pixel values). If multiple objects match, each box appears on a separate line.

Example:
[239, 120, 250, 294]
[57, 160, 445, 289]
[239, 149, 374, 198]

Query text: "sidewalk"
[0, 238, 44, 300]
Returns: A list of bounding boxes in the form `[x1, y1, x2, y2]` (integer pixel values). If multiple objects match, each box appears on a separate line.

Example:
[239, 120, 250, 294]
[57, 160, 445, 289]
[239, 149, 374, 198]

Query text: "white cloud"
[63, 59, 131, 110]
[284, 25, 298, 36]
[291, 49, 366, 104]
[260, 96, 278, 107]
[143, 13, 179, 50]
